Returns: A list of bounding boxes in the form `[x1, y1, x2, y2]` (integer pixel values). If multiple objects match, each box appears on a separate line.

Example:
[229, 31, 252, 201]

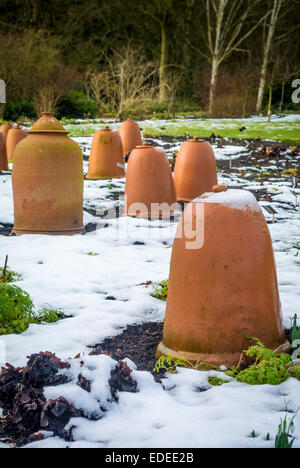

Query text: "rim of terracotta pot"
[12, 227, 84, 236]
[187, 136, 206, 143]
[156, 341, 245, 369]
[135, 142, 152, 149]
[85, 175, 125, 180]
[101, 125, 112, 132]
[126, 206, 179, 219]
[28, 112, 68, 134]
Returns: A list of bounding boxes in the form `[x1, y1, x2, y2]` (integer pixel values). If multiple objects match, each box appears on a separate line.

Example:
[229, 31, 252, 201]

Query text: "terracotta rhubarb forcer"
[174, 137, 218, 202]
[157, 186, 286, 368]
[86, 126, 125, 180]
[0, 131, 8, 172]
[6, 125, 27, 162]
[12, 112, 84, 235]
[0, 122, 12, 141]
[119, 118, 143, 155]
[125, 143, 177, 219]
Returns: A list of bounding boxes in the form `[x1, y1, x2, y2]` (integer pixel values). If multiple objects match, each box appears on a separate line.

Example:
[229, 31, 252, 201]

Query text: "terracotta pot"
[125, 143, 177, 218]
[174, 138, 218, 202]
[12, 112, 84, 235]
[0, 131, 8, 172]
[6, 125, 27, 162]
[0, 122, 13, 141]
[119, 118, 143, 155]
[86, 126, 125, 180]
[157, 186, 286, 368]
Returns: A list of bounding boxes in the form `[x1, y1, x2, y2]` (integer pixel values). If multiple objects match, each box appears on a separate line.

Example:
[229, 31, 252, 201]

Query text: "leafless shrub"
[33, 87, 60, 115]
[85, 46, 159, 116]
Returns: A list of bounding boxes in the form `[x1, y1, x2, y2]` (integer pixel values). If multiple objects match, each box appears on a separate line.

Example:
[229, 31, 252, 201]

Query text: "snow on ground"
[0, 137, 300, 448]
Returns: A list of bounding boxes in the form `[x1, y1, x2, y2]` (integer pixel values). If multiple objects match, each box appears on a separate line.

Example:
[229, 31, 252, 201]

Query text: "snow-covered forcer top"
[194, 189, 261, 212]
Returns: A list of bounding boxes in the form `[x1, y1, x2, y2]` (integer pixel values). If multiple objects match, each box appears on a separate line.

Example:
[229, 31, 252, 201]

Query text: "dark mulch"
[89, 322, 294, 379]
[0, 352, 76, 446]
[89, 322, 164, 380]
[0, 351, 138, 446]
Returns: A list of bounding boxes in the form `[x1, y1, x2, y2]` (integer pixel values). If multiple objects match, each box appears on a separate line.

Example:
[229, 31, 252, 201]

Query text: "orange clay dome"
[0, 122, 13, 140]
[119, 119, 143, 155]
[86, 126, 125, 180]
[12, 112, 84, 235]
[0, 131, 8, 172]
[6, 125, 27, 162]
[174, 138, 218, 202]
[125, 143, 177, 219]
[157, 188, 286, 368]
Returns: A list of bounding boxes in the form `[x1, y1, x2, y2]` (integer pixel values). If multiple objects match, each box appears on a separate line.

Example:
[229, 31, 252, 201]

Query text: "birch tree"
[196, 0, 269, 115]
[256, 0, 297, 113]
[256, 0, 287, 113]
[140, 0, 174, 103]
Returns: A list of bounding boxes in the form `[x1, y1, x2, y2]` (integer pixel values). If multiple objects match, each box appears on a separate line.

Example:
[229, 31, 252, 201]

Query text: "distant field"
[65, 115, 300, 143]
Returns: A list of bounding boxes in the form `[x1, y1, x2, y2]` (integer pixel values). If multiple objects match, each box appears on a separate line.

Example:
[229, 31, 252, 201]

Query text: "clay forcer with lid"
[157, 185, 286, 368]
[12, 112, 84, 236]
[0, 131, 8, 172]
[6, 125, 27, 162]
[174, 137, 217, 202]
[86, 126, 125, 180]
[119, 118, 143, 155]
[125, 142, 177, 219]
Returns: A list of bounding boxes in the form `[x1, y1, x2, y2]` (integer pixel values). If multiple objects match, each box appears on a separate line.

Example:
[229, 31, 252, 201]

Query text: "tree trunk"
[256, 0, 282, 113]
[207, 0, 226, 116]
[267, 84, 273, 122]
[243, 87, 249, 118]
[118, 64, 125, 117]
[159, 24, 168, 103]
[208, 58, 219, 115]
[279, 81, 285, 113]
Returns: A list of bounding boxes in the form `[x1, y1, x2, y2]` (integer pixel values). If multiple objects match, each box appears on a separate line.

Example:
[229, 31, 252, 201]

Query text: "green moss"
[226, 338, 293, 386]
[153, 354, 220, 374]
[150, 280, 169, 301]
[36, 307, 66, 324]
[154, 337, 300, 386]
[0, 284, 66, 335]
[0, 284, 36, 335]
[208, 376, 230, 386]
[0, 266, 22, 284]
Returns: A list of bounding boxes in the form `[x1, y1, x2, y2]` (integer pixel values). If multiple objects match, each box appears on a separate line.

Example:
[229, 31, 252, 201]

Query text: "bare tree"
[263, 31, 300, 121]
[256, 0, 300, 113]
[256, 0, 287, 113]
[194, 0, 269, 115]
[33, 86, 60, 116]
[85, 46, 159, 117]
[140, 0, 174, 103]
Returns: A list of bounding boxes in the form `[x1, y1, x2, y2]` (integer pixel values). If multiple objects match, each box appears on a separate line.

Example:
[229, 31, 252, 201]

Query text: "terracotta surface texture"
[0, 131, 8, 171]
[12, 112, 84, 235]
[119, 118, 143, 155]
[6, 125, 27, 162]
[0, 122, 12, 140]
[157, 188, 286, 368]
[86, 126, 125, 180]
[174, 138, 218, 202]
[125, 143, 177, 219]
